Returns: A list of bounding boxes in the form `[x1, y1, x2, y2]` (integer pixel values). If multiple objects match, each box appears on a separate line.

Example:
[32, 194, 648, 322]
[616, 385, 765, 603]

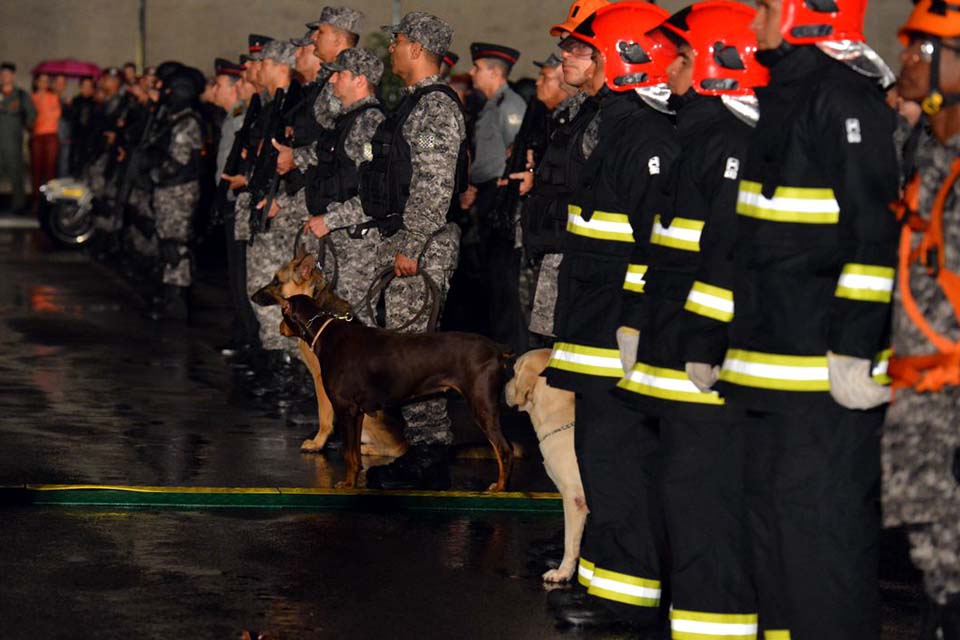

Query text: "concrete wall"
[0, 0, 913, 89]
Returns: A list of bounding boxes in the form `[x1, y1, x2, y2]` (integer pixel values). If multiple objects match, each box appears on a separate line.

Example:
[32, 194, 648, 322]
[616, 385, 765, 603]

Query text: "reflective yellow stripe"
[834, 263, 895, 303]
[719, 349, 830, 392]
[737, 180, 840, 224]
[623, 264, 648, 293]
[650, 214, 704, 252]
[671, 608, 759, 640]
[548, 343, 623, 378]
[587, 567, 661, 608]
[618, 362, 724, 405]
[872, 348, 892, 385]
[685, 280, 734, 323]
[764, 631, 791, 640]
[578, 557, 595, 587]
[567, 204, 635, 243]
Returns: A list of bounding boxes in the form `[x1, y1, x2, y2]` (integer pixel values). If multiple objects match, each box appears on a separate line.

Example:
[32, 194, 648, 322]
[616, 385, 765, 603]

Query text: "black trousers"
[744, 405, 882, 639]
[661, 413, 756, 634]
[575, 391, 664, 624]
[225, 210, 260, 345]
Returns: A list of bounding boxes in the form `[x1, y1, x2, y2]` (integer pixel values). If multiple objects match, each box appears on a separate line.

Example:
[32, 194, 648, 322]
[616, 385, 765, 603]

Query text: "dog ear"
[508, 353, 539, 408]
[279, 318, 295, 337]
[294, 253, 315, 284]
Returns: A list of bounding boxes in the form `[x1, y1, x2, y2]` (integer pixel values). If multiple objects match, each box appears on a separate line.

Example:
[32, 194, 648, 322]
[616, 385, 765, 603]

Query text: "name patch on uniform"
[845, 118, 862, 144]
[648, 156, 660, 175]
[724, 157, 740, 180]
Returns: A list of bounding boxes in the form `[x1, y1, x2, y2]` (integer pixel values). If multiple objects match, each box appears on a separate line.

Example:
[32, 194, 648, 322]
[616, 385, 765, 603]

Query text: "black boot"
[943, 598, 960, 640]
[145, 285, 189, 321]
[365, 444, 451, 490]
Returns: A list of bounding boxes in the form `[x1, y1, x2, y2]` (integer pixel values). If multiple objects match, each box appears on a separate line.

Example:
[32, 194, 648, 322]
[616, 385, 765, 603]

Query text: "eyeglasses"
[559, 37, 594, 58]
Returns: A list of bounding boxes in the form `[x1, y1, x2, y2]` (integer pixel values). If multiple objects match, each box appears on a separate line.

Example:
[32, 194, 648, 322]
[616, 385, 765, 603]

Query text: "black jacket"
[715, 47, 900, 411]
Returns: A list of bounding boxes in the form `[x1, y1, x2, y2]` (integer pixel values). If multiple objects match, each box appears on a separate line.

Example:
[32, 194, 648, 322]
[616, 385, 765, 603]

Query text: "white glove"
[616, 326, 639, 375]
[685, 362, 720, 393]
[827, 351, 890, 410]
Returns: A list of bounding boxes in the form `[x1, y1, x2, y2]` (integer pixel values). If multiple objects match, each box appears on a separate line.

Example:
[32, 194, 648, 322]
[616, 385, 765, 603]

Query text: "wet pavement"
[0, 226, 927, 638]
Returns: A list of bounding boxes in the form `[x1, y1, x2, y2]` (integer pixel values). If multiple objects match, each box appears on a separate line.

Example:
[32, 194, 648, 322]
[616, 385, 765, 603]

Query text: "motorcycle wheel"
[39, 197, 97, 248]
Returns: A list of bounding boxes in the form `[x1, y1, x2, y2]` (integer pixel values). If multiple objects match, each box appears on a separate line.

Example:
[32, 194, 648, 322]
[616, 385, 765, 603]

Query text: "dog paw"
[334, 480, 355, 489]
[300, 439, 323, 453]
[542, 566, 575, 583]
[486, 481, 506, 493]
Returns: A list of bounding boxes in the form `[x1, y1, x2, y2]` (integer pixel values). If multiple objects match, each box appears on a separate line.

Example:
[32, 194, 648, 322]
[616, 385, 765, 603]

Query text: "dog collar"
[537, 421, 574, 444]
[309, 317, 336, 351]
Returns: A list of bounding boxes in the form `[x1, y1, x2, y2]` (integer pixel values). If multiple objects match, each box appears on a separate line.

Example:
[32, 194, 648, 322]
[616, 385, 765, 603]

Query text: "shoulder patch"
[648, 156, 660, 175]
[506, 113, 523, 127]
[362, 142, 373, 162]
[845, 118, 862, 144]
[723, 157, 740, 180]
[416, 132, 437, 151]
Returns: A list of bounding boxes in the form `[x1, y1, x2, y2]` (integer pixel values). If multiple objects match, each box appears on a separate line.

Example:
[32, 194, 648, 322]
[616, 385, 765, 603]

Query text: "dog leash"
[537, 421, 575, 444]
[360, 267, 442, 333]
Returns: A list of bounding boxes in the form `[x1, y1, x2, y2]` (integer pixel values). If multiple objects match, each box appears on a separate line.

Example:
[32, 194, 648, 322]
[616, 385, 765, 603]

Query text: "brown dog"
[505, 349, 584, 583]
[255, 250, 407, 458]
[254, 287, 515, 491]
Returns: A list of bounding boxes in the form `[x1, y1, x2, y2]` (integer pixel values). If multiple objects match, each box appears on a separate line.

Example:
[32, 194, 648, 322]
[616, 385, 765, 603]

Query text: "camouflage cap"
[306, 6, 365, 36]
[261, 40, 297, 67]
[381, 11, 453, 57]
[290, 30, 315, 47]
[323, 48, 384, 85]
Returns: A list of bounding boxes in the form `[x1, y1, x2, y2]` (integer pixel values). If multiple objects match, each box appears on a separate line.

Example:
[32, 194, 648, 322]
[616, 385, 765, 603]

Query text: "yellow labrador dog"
[505, 349, 584, 583]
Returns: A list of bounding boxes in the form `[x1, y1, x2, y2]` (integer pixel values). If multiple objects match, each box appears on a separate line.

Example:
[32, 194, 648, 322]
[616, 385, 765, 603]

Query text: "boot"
[144, 285, 189, 321]
[943, 598, 960, 640]
[365, 444, 451, 490]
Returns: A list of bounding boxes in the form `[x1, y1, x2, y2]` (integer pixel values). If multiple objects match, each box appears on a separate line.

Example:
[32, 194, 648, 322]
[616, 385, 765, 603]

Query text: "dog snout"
[251, 277, 281, 307]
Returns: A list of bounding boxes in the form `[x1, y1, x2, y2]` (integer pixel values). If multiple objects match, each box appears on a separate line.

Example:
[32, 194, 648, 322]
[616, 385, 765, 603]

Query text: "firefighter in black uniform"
[543, 2, 679, 629]
[614, 2, 768, 633]
[710, 0, 899, 635]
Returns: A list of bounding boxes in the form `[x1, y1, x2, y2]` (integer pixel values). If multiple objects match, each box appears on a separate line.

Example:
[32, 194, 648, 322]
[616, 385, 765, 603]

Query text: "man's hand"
[117, 147, 126, 162]
[306, 215, 330, 238]
[274, 138, 294, 175]
[459, 184, 478, 210]
[394, 253, 419, 277]
[826, 351, 890, 410]
[255, 198, 281, 219]
[616, 326, 640, 376]
[104, 131, 116, 145]
[685, 362, 720, 393]
[221, 173, 247, 191]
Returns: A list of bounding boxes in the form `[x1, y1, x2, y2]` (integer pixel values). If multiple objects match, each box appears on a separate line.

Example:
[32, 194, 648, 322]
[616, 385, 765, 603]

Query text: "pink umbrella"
[31, 59, 101, 79]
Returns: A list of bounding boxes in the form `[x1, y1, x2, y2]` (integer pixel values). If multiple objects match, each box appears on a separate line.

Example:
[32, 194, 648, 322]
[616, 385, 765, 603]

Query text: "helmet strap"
[923, 38, 960, 115]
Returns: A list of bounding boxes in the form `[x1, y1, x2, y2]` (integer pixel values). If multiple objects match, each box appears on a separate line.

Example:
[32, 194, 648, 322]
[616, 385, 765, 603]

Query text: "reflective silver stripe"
[835, 264, 895, 303]
[623, 264, 648, 293]
[720, 349, 830, 392]
[684, 281, 734, 322]
[737, 181, 840, 224]
[650, 215, 704, 252]
[567, 205, 635, 243]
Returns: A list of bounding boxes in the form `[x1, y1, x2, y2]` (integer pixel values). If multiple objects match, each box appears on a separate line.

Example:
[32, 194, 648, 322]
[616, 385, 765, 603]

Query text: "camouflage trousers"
[380, 224, 460, 447]
[883, 387, 960, 604]
[529, 253, 562, 337]
[87, 155, 123, 233]
[246, 221, 302, 356]
[126, 187, 158, 258]
[326, 228, 380, 326]
[154, 182, 199, 287]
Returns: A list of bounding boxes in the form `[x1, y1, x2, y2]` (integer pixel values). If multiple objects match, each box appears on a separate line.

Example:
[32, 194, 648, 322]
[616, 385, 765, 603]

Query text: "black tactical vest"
[359, 83, 468, 229]
[155, 109, 206, 188]
[304, 103, 383, 215]
[521, 98, 597, 258]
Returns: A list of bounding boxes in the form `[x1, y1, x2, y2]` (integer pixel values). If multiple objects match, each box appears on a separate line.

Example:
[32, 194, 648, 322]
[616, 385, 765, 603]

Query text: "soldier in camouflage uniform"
[884, 3, 960, 629]
[363, 12, 467, 490]
[149, 68, 205, 320]
[275, 48, 386, 324]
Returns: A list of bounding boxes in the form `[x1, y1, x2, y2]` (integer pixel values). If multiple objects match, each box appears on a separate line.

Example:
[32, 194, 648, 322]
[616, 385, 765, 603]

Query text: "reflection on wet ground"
[0, 230, 925, 637]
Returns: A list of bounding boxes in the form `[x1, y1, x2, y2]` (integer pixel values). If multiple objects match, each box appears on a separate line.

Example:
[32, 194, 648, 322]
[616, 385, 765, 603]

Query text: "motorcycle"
[38, 177, 98, 248]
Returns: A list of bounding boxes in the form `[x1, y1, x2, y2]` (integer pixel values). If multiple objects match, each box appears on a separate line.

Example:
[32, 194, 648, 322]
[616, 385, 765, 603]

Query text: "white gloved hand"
[685, 362, 720, 393]
[827, 351, 890, 410]
[616, 326, 640, 376]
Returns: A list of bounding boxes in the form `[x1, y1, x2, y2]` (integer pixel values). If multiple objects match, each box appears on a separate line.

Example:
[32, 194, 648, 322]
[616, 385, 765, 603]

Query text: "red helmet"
[658, 0, 769, 96]
[780, 0, 867, 45]
[569, 1, 671, 92]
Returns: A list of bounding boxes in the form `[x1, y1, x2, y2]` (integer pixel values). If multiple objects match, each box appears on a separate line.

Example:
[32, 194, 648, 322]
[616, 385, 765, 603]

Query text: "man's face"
[469, 59, 502, 96]
[388, 33, 416, 76]
[560, 37, 597, 89]
[80, 78, 95, 97]
[666, 43, 695, 96]
[312, 24, 343, 63]
[213, 75, 235, 109]
[102, 75, 120, 94]
[0, 69, 12, 86]
[535, 64, 566, 106]
[260, 59, 282, 86]
[899, 34, 960, 102]
[330, 69, 357, 102]
[752, 0, 784, 51]
[296, 43, 320, 77]
[123, 65, 137, 83]
[53, 75, 66, 93]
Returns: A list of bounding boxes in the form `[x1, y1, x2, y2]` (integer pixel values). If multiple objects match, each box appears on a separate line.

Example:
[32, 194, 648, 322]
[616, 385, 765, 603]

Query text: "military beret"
[533, 53, 563, 69]
[261, 40, 297, 67]
[290, 30, 315, 47]
[323, 47, 384, 85]
[381, 11, 453, 57]
[1, 62, 15, 72]
[248, 34, 274, 60]
[470, 42, 521, 69]
[215, 57, 245, 77]
[307, 6, 365, 36]
[442, 51, 459, 69]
